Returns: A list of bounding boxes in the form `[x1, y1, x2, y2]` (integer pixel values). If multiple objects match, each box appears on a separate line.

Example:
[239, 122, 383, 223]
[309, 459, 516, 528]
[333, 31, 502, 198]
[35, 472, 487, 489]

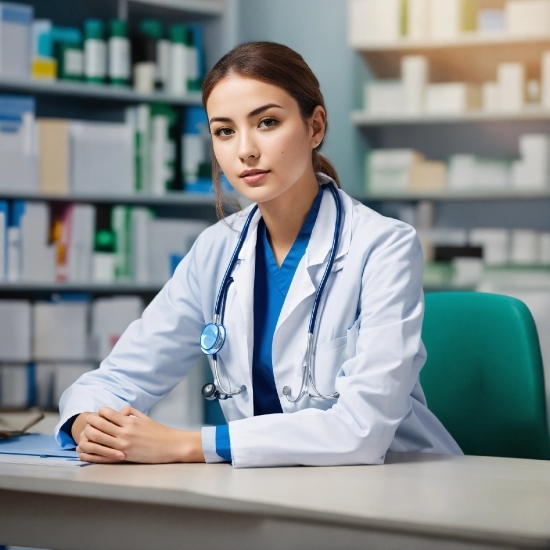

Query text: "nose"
[238, 130, 259, 161]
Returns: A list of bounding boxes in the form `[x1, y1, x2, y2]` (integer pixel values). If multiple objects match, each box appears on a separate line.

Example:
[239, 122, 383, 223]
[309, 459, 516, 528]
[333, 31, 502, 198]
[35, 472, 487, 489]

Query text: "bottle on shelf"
[84, 19, 107, 85]
[168, 24, 190, 96]
[108, 19, 130, 87]
[52, 27, 83, 82]
[131, 19, 159, 94]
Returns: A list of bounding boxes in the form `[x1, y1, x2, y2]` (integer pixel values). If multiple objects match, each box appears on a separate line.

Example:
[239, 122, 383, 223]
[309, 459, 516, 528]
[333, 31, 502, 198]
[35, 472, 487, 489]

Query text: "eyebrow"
[209, 103, 283, 125]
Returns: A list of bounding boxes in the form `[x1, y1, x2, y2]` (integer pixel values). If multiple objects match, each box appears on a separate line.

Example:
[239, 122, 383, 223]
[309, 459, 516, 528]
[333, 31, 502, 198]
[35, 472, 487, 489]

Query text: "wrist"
[175, 430, 205, 463]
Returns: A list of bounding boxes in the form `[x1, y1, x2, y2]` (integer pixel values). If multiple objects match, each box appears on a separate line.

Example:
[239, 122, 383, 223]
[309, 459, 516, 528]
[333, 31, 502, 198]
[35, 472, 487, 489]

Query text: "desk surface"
[0, 452, 549, 548]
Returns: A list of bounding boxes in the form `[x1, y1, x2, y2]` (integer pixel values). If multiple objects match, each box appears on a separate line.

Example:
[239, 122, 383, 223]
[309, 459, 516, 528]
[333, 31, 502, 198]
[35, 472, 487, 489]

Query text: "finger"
[86, 413, 121, 437]
[78, 438, 125, 461]
[120, 405, 132, 416]
[123, 406, 148, 420]
[99, 406, 130, 427]
[83, 424, 123, 451]
[78, 452, 125, 464]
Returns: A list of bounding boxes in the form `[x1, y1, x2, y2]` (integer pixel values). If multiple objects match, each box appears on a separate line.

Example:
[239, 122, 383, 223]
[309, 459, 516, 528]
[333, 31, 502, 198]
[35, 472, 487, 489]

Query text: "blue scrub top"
[216, 187, 324, 461]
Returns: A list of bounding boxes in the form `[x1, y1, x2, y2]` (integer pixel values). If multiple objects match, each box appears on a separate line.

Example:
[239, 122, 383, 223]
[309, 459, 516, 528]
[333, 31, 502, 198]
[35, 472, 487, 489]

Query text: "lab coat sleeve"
[228, 224, 429, 468]
[55, 241, 206, 448]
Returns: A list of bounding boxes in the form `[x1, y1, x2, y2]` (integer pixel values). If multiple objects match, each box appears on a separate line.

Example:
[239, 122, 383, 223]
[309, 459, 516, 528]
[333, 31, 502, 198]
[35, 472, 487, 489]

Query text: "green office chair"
[420, 292, 550, 460]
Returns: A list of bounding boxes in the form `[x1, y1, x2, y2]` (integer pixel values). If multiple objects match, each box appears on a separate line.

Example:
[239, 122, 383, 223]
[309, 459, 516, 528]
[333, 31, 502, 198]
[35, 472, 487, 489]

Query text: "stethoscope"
[200, 182, 342, 403]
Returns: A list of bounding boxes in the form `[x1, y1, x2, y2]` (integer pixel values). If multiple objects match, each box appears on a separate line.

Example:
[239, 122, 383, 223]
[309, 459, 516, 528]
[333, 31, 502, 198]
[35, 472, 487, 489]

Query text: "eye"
[213, 127, 234, 138]
[259, 117, 278, 129]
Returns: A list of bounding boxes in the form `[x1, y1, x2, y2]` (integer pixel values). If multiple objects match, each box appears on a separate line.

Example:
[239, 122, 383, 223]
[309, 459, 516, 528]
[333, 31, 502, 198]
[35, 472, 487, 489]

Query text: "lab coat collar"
[235, 173, 353, 268]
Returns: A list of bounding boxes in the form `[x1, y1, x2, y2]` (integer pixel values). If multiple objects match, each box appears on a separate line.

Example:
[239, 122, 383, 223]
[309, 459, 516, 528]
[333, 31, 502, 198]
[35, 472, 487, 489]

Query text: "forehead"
[206, 75, 296, 115]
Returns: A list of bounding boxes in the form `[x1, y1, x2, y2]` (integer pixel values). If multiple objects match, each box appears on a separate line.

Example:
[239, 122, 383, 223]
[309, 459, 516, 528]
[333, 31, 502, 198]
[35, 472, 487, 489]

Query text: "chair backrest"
[420, 292, 550, 460]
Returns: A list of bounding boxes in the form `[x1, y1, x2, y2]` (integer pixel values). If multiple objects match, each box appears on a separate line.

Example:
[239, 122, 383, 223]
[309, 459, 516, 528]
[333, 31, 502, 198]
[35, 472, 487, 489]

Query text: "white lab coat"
[56, 173, 462, 468]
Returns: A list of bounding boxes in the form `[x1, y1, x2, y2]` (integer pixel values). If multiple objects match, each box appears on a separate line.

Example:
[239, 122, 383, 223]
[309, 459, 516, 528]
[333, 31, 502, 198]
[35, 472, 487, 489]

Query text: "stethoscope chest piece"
[200, 323, 226, 355]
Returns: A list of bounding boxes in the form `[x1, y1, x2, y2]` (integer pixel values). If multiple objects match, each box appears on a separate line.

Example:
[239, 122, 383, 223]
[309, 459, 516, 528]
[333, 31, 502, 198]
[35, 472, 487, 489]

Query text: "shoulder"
[344, 191, 420, 255]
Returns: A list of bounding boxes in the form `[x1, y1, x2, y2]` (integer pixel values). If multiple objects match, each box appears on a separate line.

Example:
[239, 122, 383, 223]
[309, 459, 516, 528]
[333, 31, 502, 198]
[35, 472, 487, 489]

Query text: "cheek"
[264, 127, 310, 164]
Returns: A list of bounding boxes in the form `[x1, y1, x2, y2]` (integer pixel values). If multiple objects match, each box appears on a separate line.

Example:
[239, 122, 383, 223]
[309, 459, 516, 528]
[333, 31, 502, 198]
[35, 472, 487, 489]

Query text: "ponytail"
[313, 151, 341, 188]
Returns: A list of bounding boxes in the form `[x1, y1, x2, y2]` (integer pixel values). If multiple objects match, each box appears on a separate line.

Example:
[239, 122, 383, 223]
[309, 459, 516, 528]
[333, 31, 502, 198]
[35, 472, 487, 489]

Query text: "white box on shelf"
[497, 63, 525, 112]
[364, 81, 406, 116]
[482, 82, 500, 112]
[367, 149, 424, 192]
[348, 0, 404, 46]
[540, 232, 550, 263]
[70, 120, 134, 196]
[91, 296, 144, 361]
[54, 363, 95, 405]
[148, 219, 209, 284]
[512, 134, 550, 189]
[470, 229, 511, 266]
[429, 0, 461, 39]
[0, 3, 32, 78]
[417, 228, 469, 246]
[511, 230, 540, 265]
[0, 300, 31, 361]
[452, 258, 484, 287]
[20, 201, 56, 284]
[541, 51, 550, 110]
[0, 97, 39, 193]
[0, 364, 31, 408]
[401, 55, 429, 114]
[448, 155, 510, 191]
[33, 300, 90, 361]
[407, 0, 430, 40]
[425, 83, 481, 115]
[505, 0, 550, 36]
[478, 9, 506, 32]
[66, 204, 95, 283]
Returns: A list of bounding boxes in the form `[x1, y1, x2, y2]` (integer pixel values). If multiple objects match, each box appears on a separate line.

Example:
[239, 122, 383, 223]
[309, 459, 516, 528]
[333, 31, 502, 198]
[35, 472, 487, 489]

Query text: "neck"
[258, 169, 319, 267]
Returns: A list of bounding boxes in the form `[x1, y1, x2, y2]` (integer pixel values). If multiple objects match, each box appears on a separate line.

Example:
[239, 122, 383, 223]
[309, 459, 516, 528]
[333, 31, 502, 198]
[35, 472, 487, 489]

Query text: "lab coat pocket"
[312, 336, 347, 397]
[345, 320, 359, 361]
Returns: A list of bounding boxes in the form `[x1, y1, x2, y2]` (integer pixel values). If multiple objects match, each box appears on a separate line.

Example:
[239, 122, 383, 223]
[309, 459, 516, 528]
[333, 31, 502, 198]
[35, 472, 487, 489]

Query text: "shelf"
[358, 189, 550, 202]
[0, 190, 218, 206]
[356, 32, 550, 83]
[126, 0, 225, 15]
[0, 76, 203, 106]
[0, 283, 163, 293]
[351, 106, 550, 126]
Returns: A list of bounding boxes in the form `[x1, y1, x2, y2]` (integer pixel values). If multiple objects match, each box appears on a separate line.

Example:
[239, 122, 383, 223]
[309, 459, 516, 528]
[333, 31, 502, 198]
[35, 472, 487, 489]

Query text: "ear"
[310, 105, 327, 149]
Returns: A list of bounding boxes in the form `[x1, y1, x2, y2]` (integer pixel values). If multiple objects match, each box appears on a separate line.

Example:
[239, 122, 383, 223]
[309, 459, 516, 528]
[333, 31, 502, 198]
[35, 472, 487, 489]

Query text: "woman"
[56, 42, 461, 468]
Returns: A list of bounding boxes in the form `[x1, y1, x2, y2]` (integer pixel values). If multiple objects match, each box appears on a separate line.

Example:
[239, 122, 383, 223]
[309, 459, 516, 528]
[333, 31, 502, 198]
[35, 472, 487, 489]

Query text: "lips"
[239, 169, 271, 186]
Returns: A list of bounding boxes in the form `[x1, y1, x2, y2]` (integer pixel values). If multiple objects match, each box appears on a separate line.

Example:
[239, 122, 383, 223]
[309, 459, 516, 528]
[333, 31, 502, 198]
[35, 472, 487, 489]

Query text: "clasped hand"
[76, 406, 204, 464]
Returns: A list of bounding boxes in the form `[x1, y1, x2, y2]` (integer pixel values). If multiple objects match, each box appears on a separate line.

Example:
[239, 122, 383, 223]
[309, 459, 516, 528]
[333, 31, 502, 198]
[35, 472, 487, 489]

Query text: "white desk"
[0, 452, 549, 550]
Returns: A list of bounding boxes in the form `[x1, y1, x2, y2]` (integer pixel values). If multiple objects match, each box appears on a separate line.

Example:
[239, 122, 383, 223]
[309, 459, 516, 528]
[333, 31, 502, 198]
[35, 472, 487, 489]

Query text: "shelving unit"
[0, 75, 203, 106]
[354, 33, 550, 83]
[359, 189, 550, 202]
[352, 106, 550, 126]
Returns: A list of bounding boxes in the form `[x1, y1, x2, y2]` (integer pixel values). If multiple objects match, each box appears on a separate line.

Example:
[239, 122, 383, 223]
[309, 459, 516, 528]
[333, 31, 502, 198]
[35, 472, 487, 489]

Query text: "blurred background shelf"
[0, 283, 163, 294]
[0, 76, 203, 105]
[0, 190, 218, 206]
[356, 33, 550, 82]
[352, 106, 550, 126]
[123, 0, 225, 15]
[359, 190, 550, 202]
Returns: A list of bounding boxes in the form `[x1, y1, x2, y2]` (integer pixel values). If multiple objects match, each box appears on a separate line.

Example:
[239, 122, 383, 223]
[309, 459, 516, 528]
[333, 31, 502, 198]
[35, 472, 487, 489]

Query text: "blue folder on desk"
[0, 434, 78, 458]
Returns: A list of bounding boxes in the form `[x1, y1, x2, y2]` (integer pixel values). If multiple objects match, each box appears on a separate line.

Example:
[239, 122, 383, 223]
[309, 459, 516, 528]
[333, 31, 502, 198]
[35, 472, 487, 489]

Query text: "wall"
[236, 0, 368, 193]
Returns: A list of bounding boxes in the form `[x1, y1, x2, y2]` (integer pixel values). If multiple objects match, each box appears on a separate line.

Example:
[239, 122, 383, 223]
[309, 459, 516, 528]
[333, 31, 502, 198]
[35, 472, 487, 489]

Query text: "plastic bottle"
[168, 24, 189, 96]
[108, 19, 130, 86]
[84, 19, 106, 84]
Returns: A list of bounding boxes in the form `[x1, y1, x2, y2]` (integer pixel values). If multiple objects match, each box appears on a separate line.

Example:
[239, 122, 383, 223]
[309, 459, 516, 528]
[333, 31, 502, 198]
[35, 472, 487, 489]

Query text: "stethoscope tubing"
[202, 183, 342, 403]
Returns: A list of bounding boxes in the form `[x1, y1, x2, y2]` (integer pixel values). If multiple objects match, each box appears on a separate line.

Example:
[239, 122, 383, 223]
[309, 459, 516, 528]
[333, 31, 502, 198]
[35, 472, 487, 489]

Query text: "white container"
[470, 229, 511, 266]
[0, 3, 32, 78]
[133, 61, 155, 94]
[482, 82, 500, 112]
[510, 230, 540, 264]
[497, 63, 525, 112]
[512, 134, 550, 190]
[168, 42, 189, 95]
[539, 232, 550, 263]
[429, 0, 461, 39]
[348, 0, 403, 46]
[364, 81, 406, 116]
[108, 36, 130, 83]
[0, 300, 31, 361]
[505, 0, 550, 35]
[401, 55, 428, 114]
[425, 83, 481, 114]
[407, 0, 430, 40]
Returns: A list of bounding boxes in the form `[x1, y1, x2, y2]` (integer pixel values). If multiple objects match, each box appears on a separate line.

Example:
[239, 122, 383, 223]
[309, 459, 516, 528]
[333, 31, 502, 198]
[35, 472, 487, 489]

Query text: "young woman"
[56, 42, 461, 468]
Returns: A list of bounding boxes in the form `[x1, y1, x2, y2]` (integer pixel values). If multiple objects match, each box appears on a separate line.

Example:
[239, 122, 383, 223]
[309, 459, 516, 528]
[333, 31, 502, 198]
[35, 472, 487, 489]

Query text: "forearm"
[71, 412, 93, 444]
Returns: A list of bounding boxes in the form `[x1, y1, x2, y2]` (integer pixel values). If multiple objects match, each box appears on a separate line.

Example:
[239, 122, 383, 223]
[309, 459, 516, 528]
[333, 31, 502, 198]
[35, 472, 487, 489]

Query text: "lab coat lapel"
[230, 207, 262, 392]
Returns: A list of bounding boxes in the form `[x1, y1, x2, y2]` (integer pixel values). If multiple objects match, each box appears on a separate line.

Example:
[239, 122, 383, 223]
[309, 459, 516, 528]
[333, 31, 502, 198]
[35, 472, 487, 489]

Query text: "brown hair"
[202, 41, 341, 219]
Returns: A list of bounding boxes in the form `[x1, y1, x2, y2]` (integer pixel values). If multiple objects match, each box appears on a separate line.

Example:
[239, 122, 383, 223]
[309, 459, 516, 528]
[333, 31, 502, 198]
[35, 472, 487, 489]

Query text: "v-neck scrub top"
[215, 187, 324, 462]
